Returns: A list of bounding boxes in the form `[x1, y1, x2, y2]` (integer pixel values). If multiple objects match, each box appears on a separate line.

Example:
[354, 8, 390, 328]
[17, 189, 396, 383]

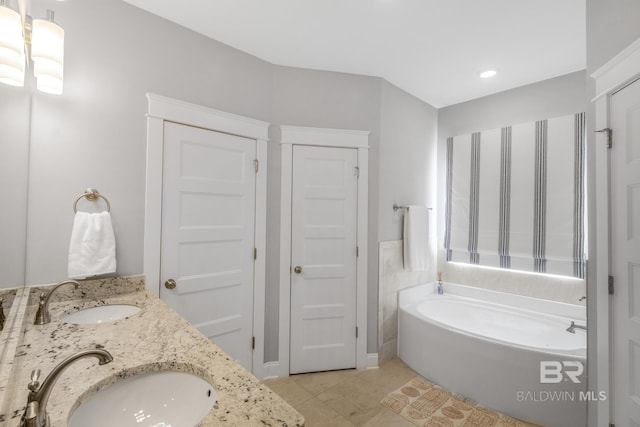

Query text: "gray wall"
[24, 0, 274, 285]
[586, 0, 640, 72]
[438, 70, 587, 138]
[5, 0, 439, 364]
[378, 80, 438, 242]
[0, 87, 30, 288]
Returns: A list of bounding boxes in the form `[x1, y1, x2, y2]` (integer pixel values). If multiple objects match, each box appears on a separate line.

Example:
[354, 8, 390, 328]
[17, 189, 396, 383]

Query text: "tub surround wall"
[0, 276, 303, 426]
[378, 240, 434, 363]
[442, 263, 586, 305]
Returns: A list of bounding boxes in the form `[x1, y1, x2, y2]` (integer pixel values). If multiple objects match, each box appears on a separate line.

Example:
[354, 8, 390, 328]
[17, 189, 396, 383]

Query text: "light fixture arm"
[17, 0, 26, 24]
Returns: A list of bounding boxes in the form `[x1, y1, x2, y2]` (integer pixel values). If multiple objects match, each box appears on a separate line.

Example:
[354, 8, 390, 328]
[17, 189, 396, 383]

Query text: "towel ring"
[73, 188, 111, 213]
[393, 204, 433, 212]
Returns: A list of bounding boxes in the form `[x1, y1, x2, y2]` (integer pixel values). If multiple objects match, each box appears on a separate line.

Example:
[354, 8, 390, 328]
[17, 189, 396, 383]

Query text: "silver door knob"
[293, 266, 302, 274]
[164, 279, 177, 289]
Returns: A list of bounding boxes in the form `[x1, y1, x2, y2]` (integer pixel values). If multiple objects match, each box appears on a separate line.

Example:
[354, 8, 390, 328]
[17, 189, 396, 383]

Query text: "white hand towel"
[403, 205, 429, 271]
[68, 211, 116, 279]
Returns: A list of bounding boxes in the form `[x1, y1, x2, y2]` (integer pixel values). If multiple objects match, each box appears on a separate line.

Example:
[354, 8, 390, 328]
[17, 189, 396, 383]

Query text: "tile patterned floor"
[263, 358, 419, 426]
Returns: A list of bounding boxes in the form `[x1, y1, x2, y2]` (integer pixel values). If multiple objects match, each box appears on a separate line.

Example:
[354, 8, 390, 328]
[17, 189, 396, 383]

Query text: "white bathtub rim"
[398, 281, 586, 321]
[416, 294, 587, 350]
[398, 282, 587, 358]
[401, 302, 586, 358]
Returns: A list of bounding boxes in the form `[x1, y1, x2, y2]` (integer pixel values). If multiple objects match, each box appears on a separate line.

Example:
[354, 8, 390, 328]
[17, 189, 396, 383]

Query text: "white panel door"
[290, 145, 358, 374]
[161, 121, 256, 370]
[612, 77, 640, 425]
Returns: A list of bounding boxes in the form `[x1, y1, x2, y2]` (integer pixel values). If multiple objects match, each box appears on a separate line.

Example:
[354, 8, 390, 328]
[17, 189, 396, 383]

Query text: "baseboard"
[261, 361, 284, 380]
[259, 356, 377, 378]
[366, 353, 379, 368]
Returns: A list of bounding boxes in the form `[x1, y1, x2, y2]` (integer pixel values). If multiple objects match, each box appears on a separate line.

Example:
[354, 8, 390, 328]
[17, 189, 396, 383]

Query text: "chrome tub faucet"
[566, 321, 587, 333]
[20, 349, 113, 427]
[34, 280, 80, 325]
[437, 272, 444, 295]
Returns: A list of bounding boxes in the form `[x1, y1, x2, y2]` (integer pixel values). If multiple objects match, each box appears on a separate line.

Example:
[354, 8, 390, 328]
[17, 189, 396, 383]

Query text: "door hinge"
[356, 246, 359, 257]
[356, 326, 359, 338]
[254, 248, 257, 260]
[354, 166, 360, 178]
[254, 159, 259, 173]
[252, 336, 255, 349]
[608, 275, 614, 295]
[610, 423, 615, 427]
[595, 128, 612, 149]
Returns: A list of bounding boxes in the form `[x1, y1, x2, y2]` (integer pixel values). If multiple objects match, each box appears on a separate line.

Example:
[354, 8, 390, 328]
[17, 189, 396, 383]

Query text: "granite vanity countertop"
[0, 287, 27, 414]
[0, 288, 18, 345]
[0, 289, 17, 315]
[2, 277, 304, 427]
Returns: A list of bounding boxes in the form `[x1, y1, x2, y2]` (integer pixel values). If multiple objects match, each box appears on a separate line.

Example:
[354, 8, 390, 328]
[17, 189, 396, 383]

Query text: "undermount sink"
[63, 304, 141, 324]
[68, 371, 217, 427]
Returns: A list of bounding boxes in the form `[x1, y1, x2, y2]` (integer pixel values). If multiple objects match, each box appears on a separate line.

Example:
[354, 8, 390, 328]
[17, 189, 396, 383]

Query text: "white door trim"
[143, 93, 270, 377]
[279, 125, 370, 377]
[591, 36, 640, 427]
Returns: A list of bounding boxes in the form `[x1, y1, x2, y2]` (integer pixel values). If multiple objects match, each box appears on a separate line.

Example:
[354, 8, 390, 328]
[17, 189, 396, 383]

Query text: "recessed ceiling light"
[479, 69, 498, 79]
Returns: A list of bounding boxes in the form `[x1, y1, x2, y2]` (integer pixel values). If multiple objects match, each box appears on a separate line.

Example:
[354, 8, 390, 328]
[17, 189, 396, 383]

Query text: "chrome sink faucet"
[566, 321, 587, 333]
[20, 349, 113, 427]
[34, 280, 80, 325]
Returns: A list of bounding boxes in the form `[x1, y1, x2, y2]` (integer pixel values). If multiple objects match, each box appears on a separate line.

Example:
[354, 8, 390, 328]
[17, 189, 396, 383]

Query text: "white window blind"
[444, 112, 586, 278]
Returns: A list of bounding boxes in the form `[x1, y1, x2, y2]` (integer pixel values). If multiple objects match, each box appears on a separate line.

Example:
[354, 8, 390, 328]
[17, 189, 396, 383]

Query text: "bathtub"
[398, 282, 587, 427]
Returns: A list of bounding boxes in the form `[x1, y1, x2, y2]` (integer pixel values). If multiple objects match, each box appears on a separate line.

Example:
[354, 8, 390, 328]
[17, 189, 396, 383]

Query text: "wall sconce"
[0, 0, 25, 87]
[0, 0, 64, 94]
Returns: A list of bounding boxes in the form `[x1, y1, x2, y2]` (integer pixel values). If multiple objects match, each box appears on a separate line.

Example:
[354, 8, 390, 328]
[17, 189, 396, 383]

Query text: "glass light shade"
[36, 73, 62, 94]
[0, 51, 25, 86]
[0, 4, 25, 87]
[0, 4, 24, 58]
[34, 57, 63, 80]
[32, 17, 64, 94]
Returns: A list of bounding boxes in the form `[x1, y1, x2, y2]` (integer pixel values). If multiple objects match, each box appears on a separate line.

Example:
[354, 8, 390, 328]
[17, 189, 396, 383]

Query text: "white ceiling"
[122, 0, 586, 108]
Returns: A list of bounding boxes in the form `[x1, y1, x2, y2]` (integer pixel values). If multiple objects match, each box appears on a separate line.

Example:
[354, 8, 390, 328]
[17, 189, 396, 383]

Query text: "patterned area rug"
[382, 377, 538, 427]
